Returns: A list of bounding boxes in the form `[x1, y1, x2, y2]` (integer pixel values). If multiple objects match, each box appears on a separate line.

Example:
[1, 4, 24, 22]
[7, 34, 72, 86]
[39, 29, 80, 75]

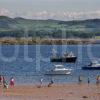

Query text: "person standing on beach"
[88, 77, 90, 84]
[96, 75, 100, 85]
[2, 76, 6, 86]
[78, 75, 82, 84]
[37, 78, 43, 88]
[0, 75, 2, 85]
[10, 77, 14, 87]
[2, 76, 8, 89]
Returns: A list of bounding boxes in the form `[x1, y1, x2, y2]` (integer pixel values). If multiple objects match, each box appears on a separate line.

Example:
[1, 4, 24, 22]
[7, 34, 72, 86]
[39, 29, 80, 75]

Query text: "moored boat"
[82, 61, 100, 70]
[50, 49, 77, 63]
[50, 56, 77, 63]
[45, 64, 72, 75]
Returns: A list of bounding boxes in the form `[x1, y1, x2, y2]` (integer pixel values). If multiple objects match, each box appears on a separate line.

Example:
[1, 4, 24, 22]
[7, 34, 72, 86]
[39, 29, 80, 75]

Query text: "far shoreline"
[0, 37, 100, 45]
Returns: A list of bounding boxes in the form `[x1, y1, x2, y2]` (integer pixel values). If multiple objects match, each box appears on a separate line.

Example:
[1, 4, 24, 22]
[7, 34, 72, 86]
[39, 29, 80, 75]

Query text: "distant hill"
[0, 16, 100, 38]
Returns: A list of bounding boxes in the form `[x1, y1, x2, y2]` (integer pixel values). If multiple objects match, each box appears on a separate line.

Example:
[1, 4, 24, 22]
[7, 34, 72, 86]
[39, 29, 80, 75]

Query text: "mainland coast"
[0, 37, 98, 45]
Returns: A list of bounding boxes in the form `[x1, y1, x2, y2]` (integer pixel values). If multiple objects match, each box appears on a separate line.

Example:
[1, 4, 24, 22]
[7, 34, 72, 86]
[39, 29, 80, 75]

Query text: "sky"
[0, 0, 100, 20]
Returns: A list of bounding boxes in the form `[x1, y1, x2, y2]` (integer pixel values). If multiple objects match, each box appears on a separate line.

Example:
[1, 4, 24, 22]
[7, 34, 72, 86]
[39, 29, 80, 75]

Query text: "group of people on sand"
[0, 75, 14, 89]
[38, 78, 54, 88]
[0, 75, 99, 88]
[78, 75, 100, 85]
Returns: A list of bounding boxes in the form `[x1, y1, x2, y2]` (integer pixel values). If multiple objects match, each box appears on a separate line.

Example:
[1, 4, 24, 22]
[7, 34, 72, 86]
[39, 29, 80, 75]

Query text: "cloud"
[0, 8, 15, 17]
[0, 8, 10, 16]
[0, 8, 100, 20]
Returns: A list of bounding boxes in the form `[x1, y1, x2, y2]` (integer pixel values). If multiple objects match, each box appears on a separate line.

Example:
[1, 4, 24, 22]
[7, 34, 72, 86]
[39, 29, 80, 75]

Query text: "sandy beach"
[0, 84, 100, 100]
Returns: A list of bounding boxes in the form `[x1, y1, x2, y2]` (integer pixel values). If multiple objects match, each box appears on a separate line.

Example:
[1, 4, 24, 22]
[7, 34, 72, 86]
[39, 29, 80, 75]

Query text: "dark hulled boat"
[50, 56, 77, 63]
[82, 61, 100, 70]
[50, 49, 77, 63]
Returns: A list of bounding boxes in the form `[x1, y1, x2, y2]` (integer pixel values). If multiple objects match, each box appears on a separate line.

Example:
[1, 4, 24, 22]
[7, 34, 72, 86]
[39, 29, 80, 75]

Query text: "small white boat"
[82, 60, 100, 70]
[45, 64, 72, 75]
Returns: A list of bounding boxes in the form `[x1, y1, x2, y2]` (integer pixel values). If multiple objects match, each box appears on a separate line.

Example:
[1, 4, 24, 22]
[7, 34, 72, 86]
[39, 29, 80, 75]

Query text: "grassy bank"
[0, 37, 97, 45]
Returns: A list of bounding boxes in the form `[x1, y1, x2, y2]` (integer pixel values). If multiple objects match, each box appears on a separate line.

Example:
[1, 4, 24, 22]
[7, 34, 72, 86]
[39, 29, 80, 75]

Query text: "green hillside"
[0, 16, 100, 38]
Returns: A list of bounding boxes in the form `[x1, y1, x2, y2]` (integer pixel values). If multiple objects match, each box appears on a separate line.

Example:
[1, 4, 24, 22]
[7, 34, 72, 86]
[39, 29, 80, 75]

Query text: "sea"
[0, 44, 100, 85]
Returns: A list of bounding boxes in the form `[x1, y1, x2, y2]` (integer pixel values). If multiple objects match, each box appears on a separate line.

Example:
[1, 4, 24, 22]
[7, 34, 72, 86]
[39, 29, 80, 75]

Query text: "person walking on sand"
[10, 77, 14, 87]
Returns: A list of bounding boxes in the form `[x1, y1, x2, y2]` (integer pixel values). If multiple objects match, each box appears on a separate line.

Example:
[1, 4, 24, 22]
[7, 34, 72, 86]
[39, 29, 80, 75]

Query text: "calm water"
[0, 44, 100, 85]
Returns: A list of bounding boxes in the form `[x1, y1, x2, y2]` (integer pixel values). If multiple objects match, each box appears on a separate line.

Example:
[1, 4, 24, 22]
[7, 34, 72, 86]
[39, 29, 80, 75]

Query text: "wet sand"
[0, 84, 100, 100]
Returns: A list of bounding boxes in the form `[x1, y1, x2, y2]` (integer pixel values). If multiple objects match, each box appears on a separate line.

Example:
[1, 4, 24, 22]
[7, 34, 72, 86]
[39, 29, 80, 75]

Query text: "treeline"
[0, 29, 100, 38]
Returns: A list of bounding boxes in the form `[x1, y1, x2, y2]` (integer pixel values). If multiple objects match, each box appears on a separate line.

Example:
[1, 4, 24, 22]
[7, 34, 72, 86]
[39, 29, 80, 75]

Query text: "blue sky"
[0, 0, 100, 20]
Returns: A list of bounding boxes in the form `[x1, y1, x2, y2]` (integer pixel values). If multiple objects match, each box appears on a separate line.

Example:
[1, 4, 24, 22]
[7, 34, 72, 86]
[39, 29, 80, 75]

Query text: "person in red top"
[0, 75, 2, 85]
[10, 77, 14, 87]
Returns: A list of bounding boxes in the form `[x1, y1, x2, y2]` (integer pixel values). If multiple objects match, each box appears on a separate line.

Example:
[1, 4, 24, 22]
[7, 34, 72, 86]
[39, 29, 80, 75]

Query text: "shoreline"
[0, 38, 99, 45]
[0, 84, 100, 100]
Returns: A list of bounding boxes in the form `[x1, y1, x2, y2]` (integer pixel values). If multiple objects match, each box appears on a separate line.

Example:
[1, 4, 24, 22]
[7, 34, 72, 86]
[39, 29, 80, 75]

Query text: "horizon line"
[0, 15, 100, 22]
